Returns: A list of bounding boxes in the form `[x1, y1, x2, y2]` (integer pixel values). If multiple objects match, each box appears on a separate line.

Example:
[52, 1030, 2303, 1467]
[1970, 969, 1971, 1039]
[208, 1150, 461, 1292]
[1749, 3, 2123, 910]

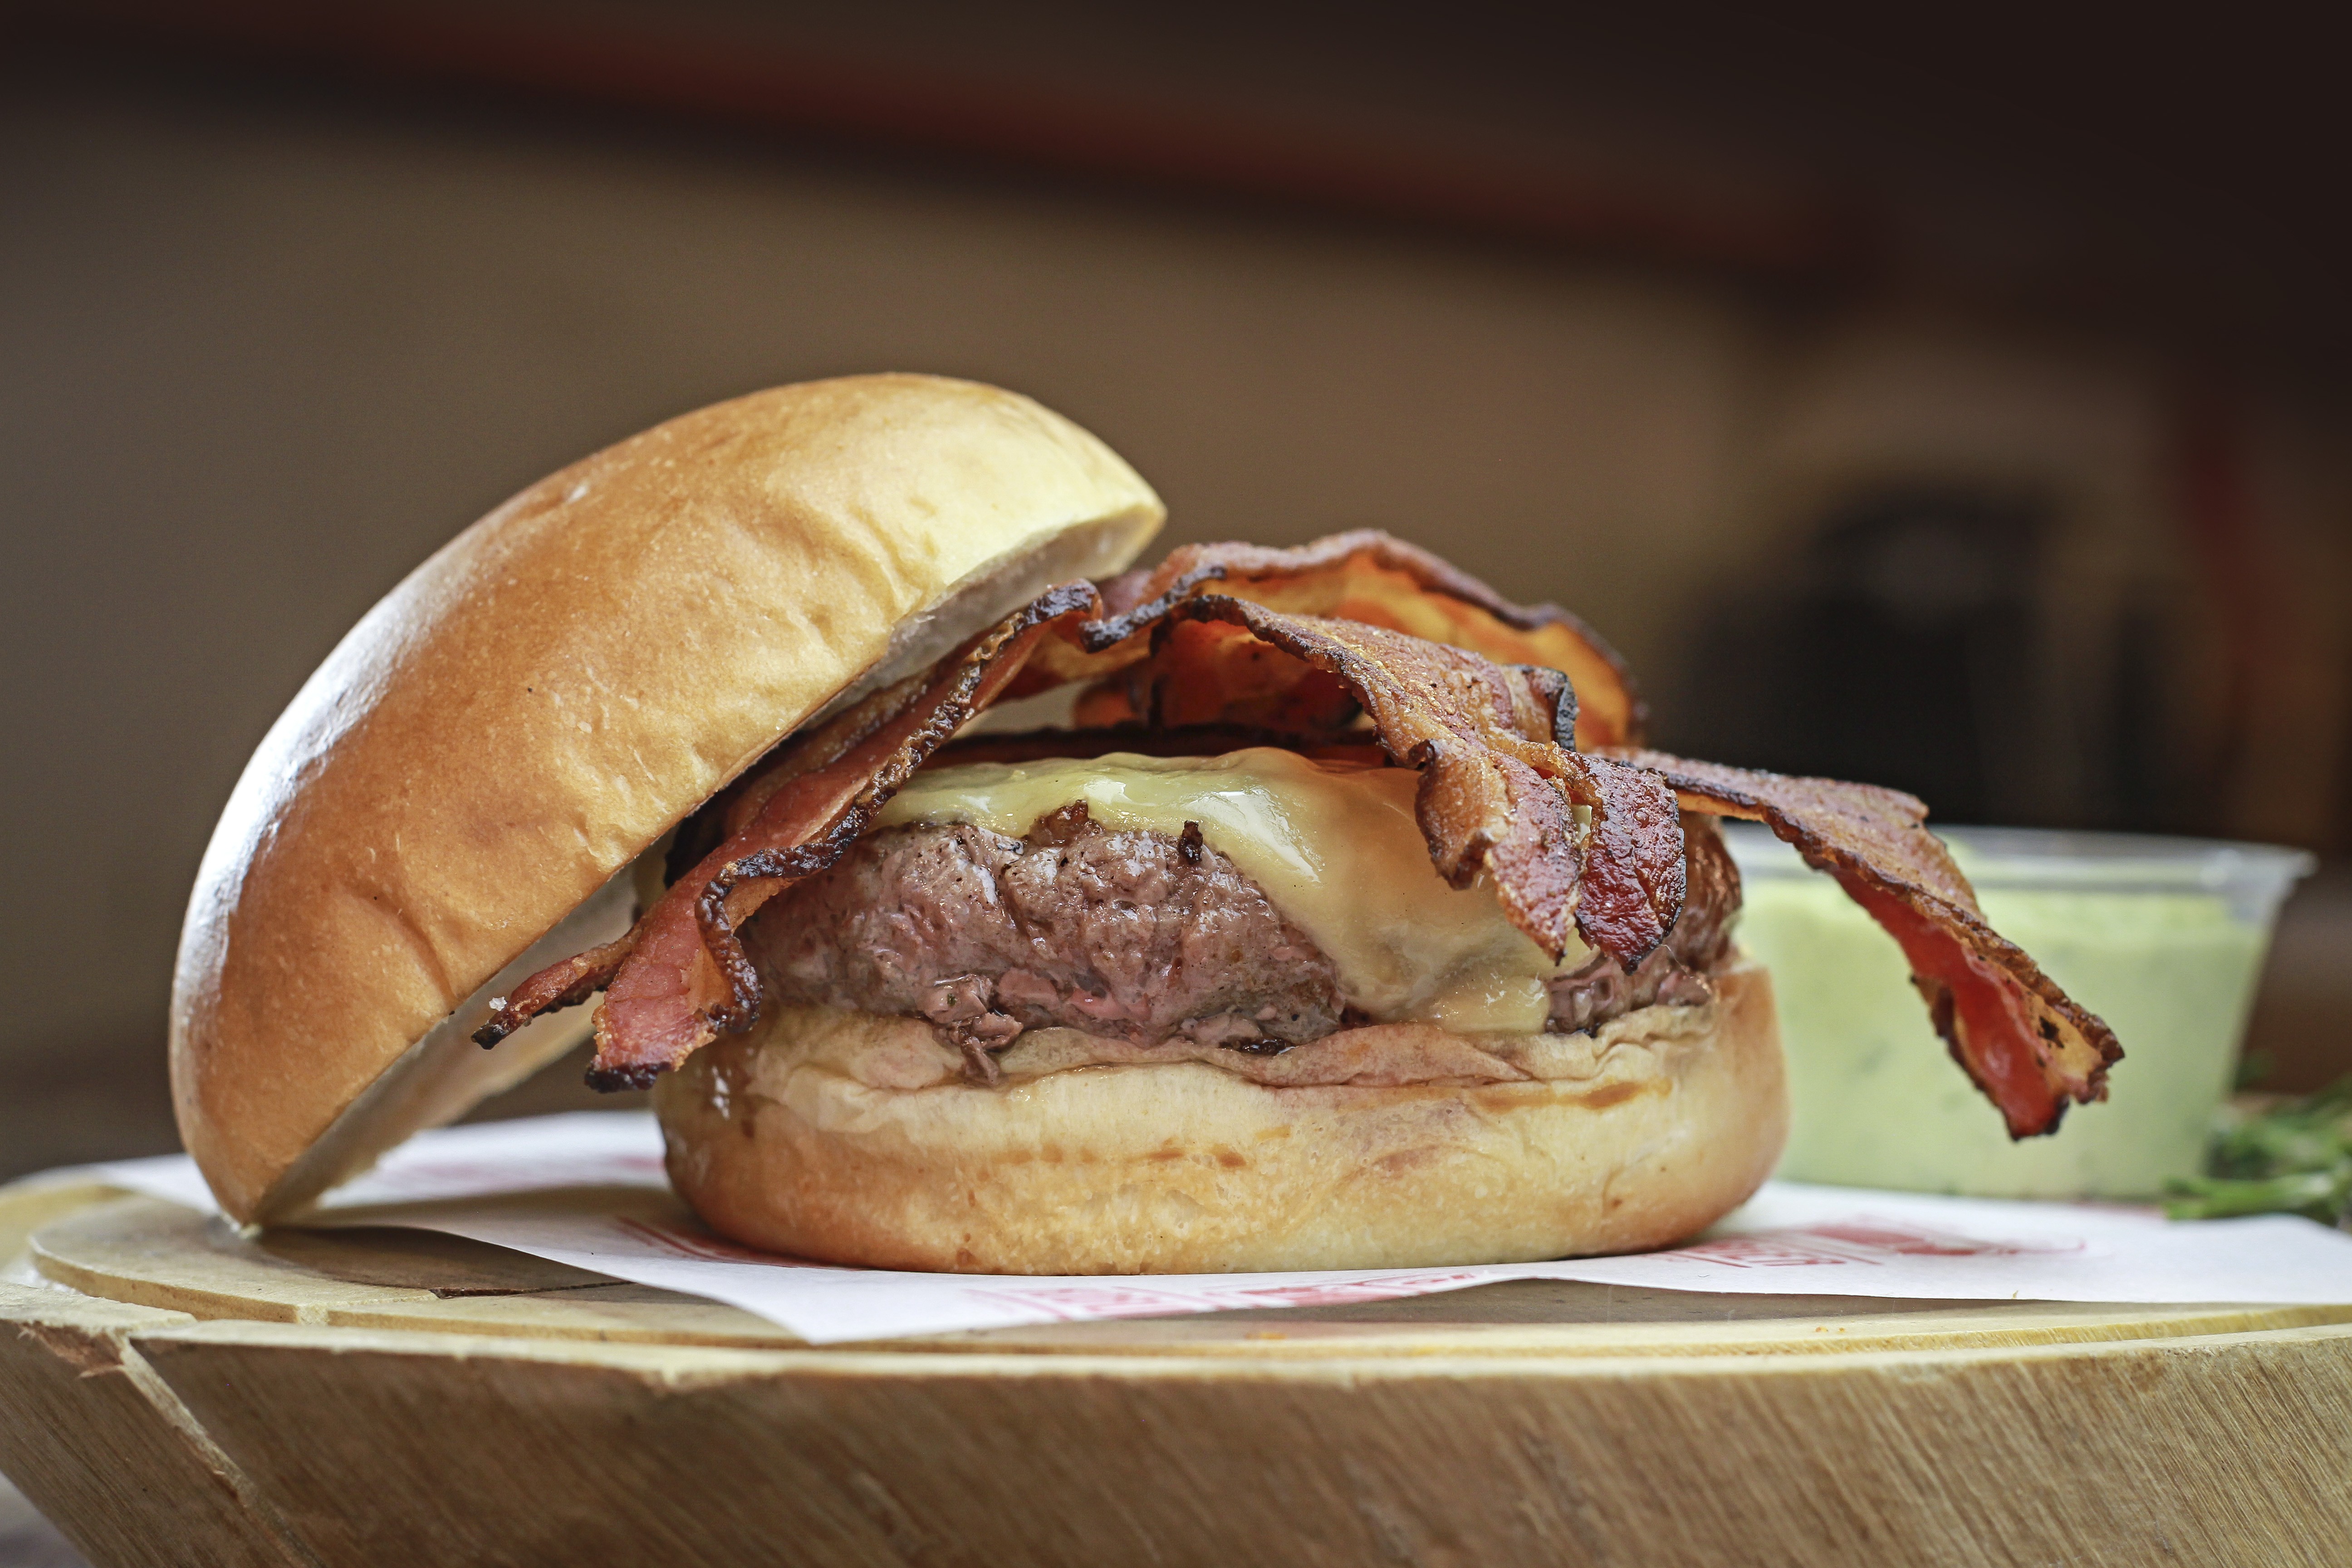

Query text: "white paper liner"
[46, 1111, 2352, 1344]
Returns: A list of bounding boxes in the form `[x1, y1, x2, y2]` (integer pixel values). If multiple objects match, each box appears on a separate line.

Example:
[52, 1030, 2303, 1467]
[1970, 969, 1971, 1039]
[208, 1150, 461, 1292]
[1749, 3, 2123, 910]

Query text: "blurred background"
[5, 0, 2350, 1181]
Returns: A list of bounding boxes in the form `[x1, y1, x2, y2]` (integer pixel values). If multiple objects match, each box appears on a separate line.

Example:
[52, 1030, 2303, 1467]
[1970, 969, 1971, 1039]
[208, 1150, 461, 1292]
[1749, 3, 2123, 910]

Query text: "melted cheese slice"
[872, 748, 1588, 1033]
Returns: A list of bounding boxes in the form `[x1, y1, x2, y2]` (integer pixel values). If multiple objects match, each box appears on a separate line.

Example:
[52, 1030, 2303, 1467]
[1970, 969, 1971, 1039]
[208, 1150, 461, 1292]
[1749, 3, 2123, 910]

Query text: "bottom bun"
[655, 962, 1787, 1274]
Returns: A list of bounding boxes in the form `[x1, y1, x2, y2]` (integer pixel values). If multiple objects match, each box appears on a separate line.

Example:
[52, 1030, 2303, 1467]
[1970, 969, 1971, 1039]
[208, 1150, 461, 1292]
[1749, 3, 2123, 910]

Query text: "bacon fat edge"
[1014, 529, 1646, 750]
[1610, 749, 2121, 1138]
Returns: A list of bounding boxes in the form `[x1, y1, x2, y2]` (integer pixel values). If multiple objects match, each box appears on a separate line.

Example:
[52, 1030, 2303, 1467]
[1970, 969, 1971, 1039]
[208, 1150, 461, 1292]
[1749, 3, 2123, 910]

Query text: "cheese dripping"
[873, 747, 1589, 1033]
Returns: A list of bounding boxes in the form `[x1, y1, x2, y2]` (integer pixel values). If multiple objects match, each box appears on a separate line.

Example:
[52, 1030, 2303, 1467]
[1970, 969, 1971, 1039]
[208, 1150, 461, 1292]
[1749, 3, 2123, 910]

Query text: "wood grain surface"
[7, 1180, 2351, 1567]
[0, 1284, 311, 1568]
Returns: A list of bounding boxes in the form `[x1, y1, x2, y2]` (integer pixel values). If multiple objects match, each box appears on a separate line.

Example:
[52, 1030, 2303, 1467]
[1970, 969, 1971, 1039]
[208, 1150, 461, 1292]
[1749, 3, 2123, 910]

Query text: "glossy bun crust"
[656, 965, 1787, 1274]
[173, 375, 1162, 1220]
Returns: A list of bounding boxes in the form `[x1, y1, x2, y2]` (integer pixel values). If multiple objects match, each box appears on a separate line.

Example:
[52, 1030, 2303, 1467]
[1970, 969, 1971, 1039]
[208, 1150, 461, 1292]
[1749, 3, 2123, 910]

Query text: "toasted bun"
[655, 965, 1787, 1274]
[174, 375, 1163, 1220]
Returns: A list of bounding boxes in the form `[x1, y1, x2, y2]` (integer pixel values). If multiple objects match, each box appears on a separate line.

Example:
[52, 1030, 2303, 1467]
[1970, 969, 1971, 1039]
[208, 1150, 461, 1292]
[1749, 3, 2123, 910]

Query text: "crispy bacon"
[1612, 749, 2122, 1138]
[938, 724, 1389, 768]
[475, 584, 1098, 1085]
[481, 578, 1681, 1087]
[1013, 530, 1646, 749]
[1147, 598, 1681, 965]
[474, 936, 633, 1043]
[1575, 755, 1689, 969]
[479, 536, 2113, 1142]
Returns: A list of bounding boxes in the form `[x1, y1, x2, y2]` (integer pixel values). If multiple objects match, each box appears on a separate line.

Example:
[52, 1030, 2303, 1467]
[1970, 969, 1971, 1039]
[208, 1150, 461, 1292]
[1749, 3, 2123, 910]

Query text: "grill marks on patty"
[748, 800, 1742, 1081]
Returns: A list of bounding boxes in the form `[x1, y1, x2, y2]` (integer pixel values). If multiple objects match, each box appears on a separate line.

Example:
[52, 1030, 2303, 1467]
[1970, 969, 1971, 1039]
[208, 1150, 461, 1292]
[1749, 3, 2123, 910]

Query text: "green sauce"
[1730, 828, 2298, 1198]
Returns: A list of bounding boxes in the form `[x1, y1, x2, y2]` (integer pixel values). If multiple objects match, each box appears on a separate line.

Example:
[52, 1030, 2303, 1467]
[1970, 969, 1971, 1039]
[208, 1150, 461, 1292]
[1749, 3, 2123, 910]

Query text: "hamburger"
[172, 373, 2120, 1273]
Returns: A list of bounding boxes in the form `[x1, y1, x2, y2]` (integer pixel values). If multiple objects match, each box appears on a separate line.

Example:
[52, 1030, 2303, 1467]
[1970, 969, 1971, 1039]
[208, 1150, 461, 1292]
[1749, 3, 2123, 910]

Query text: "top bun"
[172, 374, 1164, 1220]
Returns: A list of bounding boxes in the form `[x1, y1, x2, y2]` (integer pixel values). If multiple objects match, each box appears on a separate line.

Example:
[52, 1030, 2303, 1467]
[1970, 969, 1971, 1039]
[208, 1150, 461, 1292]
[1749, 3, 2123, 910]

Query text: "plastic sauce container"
[1724, 824, 2313, 1198]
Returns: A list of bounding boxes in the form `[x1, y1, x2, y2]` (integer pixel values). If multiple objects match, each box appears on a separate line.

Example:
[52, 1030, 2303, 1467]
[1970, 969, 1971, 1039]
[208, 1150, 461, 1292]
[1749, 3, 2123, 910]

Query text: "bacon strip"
[470, 664, 953, 1055]
[474, 936, 633, 1042]
[1152, 598, 1681, 965]
[476, 583, 1098, 1086]
[1014, 530, 1646, 749]
[937, 724, 1389, 768]
[485, 580, 1685, 1085]
[1612, 749, 2122, 1138]
[1575, 755, 1689, 969]
[479, 532, 2119, 1140]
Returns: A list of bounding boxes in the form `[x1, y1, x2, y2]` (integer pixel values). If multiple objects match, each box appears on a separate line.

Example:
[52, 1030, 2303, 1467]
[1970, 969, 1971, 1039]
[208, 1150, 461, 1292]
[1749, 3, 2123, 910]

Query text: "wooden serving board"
[5, 1181, 2351, 1567]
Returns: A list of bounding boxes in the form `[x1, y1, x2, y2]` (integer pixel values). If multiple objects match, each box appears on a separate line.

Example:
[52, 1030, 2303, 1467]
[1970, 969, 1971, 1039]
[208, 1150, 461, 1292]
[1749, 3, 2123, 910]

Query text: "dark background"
[7, 0, 2351, 1180]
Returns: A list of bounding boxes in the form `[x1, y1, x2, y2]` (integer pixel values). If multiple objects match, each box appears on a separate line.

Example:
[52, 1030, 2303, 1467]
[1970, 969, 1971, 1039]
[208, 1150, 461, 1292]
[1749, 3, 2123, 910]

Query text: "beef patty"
[748, 796, 1740, 1077]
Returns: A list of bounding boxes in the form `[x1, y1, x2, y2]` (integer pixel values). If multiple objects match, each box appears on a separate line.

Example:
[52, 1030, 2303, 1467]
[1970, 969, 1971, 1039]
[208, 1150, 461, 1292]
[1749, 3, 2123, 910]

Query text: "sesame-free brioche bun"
[655, 965, 1787, 1274]
[173, 375, 1163, 1221]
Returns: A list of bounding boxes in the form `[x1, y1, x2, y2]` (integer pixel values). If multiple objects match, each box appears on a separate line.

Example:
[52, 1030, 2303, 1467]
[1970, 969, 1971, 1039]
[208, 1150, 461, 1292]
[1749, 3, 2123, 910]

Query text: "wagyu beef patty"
[748, 800, 1743, 1074]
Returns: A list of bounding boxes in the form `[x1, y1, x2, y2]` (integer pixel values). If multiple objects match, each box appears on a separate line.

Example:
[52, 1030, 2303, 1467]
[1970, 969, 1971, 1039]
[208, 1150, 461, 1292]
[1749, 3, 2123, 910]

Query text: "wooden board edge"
[125, 1309, 2352, 1384]
[28, 1198, 462, 1326]
[127, 1310, 2352, 1568]
[0, 1283, 321, 1568]
[0, 1180, 132, 1274]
